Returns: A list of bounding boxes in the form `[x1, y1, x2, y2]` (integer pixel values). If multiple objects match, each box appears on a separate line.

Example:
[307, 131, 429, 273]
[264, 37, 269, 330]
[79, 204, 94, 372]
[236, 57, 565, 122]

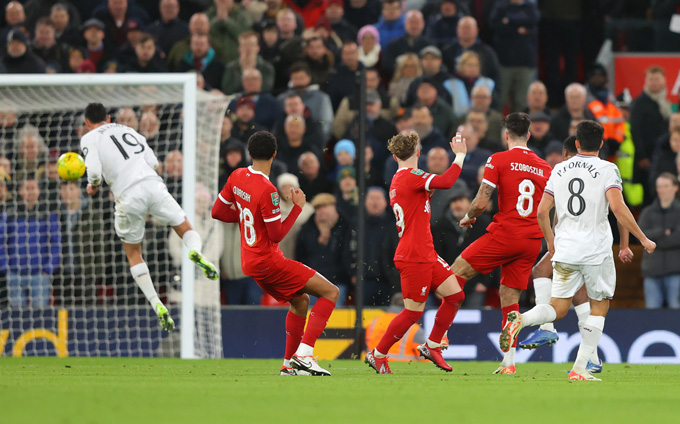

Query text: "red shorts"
[396, 256, 454, 302]
[461, 233, 542, 290]
[244, 255, 316, 302]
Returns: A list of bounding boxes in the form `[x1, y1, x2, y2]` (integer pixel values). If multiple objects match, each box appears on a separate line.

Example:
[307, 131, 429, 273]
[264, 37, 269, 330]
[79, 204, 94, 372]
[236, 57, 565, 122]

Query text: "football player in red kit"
[212, 131, 339, 376]
[452, 112, 552, 375]
[365, 131, 468, 374]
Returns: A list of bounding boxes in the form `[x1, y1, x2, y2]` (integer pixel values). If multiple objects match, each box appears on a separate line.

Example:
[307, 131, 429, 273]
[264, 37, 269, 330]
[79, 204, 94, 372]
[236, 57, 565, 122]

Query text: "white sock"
[521, 304, 557, 328]
[374, 348, 387, 358]
[574, 303, 599, 363]
[501, 348, 516, 367]
[295, 343, 314, 357]
[283, 359, 291, 367]
[426, 339, 440, 348]
[574, 315, 605, 372]
[534, 278, 555, 331]
[130, 263, 161, 311]
[182, 229, 202, 252]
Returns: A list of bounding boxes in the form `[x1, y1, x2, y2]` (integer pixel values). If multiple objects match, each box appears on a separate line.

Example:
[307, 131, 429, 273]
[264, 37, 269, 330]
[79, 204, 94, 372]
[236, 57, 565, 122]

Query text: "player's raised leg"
[519, 255, 559, 349]
[280, 294, 311, 376]
[123, 242, 174, 332]
[172, 219, 218, 280]
[289, 273, 339, 376]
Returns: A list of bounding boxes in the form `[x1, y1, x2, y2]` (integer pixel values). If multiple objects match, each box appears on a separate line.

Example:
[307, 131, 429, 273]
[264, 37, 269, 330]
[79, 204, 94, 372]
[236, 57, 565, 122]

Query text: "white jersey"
[80, 123, 162, 198]
[545, 154, 623, 265]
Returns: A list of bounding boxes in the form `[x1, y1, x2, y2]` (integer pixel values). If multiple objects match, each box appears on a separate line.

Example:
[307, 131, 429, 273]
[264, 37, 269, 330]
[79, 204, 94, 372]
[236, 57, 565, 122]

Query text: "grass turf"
[1, 358, 678, 424]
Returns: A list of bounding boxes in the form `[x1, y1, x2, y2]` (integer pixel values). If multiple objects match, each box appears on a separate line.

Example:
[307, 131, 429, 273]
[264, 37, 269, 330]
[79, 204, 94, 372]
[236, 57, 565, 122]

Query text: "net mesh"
[0, 83, 227, 358]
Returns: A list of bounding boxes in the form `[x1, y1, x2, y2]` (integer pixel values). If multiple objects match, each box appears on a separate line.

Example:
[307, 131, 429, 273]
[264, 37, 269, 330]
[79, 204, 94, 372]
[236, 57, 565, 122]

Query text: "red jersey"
[218, 166, 284, 269]
[482, 146, 551, 238]
[389, 168, 438, 263]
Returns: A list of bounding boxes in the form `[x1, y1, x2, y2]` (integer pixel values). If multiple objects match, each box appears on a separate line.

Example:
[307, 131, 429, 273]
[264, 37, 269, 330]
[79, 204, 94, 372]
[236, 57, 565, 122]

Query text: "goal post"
[0, 73, 227, 359]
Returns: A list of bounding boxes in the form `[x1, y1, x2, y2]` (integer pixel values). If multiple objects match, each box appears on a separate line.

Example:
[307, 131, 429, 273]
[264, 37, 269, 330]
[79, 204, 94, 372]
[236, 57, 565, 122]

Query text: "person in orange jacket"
[586, 64, 625, 161]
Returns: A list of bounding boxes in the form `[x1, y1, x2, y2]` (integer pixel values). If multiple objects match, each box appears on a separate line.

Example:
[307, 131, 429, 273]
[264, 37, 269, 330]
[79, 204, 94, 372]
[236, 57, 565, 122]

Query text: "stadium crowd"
[0, 0, 679, 309]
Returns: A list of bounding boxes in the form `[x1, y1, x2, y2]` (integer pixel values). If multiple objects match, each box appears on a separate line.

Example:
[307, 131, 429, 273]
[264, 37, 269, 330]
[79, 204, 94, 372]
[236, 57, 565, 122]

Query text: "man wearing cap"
[382, 9, 430, 78]
[586, 64, 625, 160]
[231, 96, 266, 143]
[148, 0, 189, 57]
[92, 0, 149, 48]
[527, 111, 557, 156]
[0, 28, 46, 73]
[404, 45, 451, 107]
[543, 140, 565, 168]
[277, 173, 315, 261]
[426, 0, 465, 48]
[81, 18, 116, 72]
[227, 68, 281, 129]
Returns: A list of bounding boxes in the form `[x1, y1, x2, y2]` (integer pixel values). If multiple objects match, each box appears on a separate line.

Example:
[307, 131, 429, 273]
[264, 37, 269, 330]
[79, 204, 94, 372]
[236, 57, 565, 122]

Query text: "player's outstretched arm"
[606, 188, 656, 254]
[460, 182, 494, 227]
[537, 192, 556, 257]
[428, 132, 467, 190]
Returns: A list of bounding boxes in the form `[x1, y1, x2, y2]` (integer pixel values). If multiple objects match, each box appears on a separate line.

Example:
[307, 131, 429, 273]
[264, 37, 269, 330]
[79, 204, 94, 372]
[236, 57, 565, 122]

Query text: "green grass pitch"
[1, 358, 679, 424]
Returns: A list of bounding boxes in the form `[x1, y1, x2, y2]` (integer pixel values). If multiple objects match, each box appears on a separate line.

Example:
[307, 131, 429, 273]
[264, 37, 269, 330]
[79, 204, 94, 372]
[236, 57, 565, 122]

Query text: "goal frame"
[0, 73, 200, 359]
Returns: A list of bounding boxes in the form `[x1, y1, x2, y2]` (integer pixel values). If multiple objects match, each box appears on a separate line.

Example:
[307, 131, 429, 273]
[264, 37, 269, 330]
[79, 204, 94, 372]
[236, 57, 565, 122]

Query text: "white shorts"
[551, 256, 616, 301]
[114, 180, 185, 244]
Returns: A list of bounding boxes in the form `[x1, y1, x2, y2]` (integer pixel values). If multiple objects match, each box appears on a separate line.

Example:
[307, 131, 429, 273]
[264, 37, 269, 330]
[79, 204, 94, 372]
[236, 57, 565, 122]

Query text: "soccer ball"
[57, 152, 86, 181]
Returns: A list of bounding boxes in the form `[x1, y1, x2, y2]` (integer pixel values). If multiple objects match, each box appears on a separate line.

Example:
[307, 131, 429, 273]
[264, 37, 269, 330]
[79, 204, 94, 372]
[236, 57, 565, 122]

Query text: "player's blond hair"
[387, 131, 419, 161]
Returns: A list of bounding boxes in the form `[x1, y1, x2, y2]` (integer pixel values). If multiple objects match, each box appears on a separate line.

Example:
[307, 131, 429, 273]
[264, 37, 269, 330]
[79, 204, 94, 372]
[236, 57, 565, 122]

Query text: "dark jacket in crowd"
[426, 13, 463, 49]
[328, 62, 364, 111]
[0, 50, 47, 73]
[176, 48, 225, 90]
[639, 199, 680, 278]
[343, 0, 382, 31]
[549, 105, 597, 142]
[442, 38, 501, 84]
[331, 19, 358, 44]
[630, 91, 669, 183]
[229, 93, 282, 130]
[147, 18, 190, 56]
[33, 42, 70, 72]
[489, 0, 541, 68]
[419, 127, 449, 156]
[296, 214, 352, 287]
[2, 204, 61, 276]
[404, 66, 453, 107]
[648, 133, 678, 191]
[299, 173, 334, 199]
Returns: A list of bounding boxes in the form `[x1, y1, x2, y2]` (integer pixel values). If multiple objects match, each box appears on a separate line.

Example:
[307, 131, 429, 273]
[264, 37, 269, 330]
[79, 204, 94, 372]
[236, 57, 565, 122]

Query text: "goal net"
[0, 74, 228, 359]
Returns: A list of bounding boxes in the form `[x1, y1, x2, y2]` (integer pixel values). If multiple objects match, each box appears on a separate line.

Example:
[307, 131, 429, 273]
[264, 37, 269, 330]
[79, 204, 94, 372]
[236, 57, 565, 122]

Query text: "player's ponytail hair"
[387, 131, 419, 161]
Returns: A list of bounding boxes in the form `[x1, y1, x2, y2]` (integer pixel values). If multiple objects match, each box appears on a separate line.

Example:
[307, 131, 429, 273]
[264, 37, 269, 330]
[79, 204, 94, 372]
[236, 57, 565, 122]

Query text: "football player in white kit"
[500, 120, 656, 381]
[80, 103, 219, 331]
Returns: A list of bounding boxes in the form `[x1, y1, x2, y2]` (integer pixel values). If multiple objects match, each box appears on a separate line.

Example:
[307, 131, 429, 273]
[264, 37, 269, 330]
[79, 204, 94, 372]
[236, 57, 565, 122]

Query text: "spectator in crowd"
[163, 150, 183, 203]
[218, 136, 247, 188]
[276, 173, 314, 260]
[388, 52, 421, 105]
[147, 0, 189, 57]
[586, 64, 624, 159]
[277, 115, 323, 175]
[32, 17, 69, 72]
[649, 114, 680, 189]
[257, 19, 280, 64]
[4, 179, 61, 307]
[298, 151, 333, 199]
[335, 165, 359, 220]
[0, 29, 47, 74]
[139, 111, 160, 147]
[357, 24, 381, 69]
[296, 193, 352, 306]
[278, 62, 334, 142]
[0, 2, 26, 50]
[442, 16, 501, 92]
[458, 85, 503, 145]
[13, 126, 47, 181]
[231, 96, 265, 144]
[229, 68, 281, 130]
[412, 105, 447, 155]
[344, 0, 382, 30]
[274, 92, 324, 151]
[490, 0, 540, 113]
[167, 13, 212, 71]
[50, 3, 81, 47]
[524, 80, 550, 115]
[177, 33, 225, 90]
[93, 0, 149, 49]
[458, 123, 491, 188]
[425, 146, 469, 226]
[360, 186, 396, 306]
[540, 0, 580, 106]
[116, 107, 139, 130]
[527, 111, 557, 157]
[302, 35, 335, 89]
[330, 139, 356, 181]
[261, 0, 299, 26]
[375, 0, 405, 48]
[273, 9, 304, 93]
[631, 66, 672, 204]
[543, 140, 564, 169]
[550, 83, 596, 142]
[120, 32, 167, 72]
[221, 31, 275, 95]
[325, 0, 358, 43]
[404, 45, 451, 107]
[415, 77, 454, 137]
[425, 0, 463, 49]
[432, 191, 493, 308]
[81, 18, 116, 73]
[639, 173, 680, 309]
[65, 46, 84, 73]
[333, 68, 399, 139]
[328, 41, 363, 111]
[382, 9, 429, 78]
[445, 50, 495, 118]
[24, 1, 81, 35]
[465, 110, 501, 153]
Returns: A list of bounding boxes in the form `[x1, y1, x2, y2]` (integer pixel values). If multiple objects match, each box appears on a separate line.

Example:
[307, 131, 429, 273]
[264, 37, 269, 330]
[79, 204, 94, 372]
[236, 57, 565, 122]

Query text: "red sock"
[428, 291, 465, 343]
[285, 311, 306, 360]
[300, 297, 335, 347]
[375, 309, 423, 354]
[502, 303, 520, 348]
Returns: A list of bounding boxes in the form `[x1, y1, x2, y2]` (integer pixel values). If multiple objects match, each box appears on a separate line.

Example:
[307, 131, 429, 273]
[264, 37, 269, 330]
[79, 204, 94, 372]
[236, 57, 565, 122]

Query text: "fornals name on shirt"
[233, 186, 251, 202]
[510, 162, 545, 177]
[556, 161, 600, 179]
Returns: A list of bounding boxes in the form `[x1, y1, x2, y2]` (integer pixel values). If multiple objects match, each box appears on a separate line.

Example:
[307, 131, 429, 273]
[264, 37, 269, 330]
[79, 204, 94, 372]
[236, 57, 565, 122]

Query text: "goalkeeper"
[80, 103, 218, 331]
